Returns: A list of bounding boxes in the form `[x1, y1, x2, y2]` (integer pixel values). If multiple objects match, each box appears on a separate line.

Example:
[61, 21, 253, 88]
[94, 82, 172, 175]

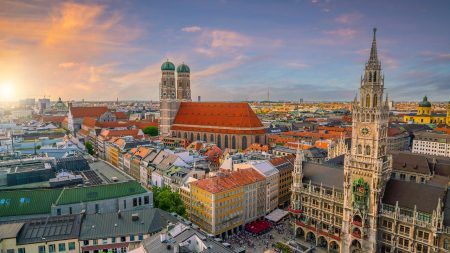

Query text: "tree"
[152, 186, 186, 216]
[85, 141, 94, 155]
[143, 126, 158, 136]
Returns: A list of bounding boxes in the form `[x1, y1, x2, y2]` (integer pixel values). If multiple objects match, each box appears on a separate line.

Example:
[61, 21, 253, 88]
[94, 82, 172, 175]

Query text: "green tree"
[152, 186, 186, 216]
[143, 126, 159, 136]
[85, 141, 94, 155]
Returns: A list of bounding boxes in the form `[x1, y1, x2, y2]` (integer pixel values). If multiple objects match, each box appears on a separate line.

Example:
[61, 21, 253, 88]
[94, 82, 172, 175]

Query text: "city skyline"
[1, 0, 449, 102]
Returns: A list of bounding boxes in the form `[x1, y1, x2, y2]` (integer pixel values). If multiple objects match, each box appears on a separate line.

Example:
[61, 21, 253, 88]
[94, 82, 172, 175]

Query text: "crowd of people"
[225, 218, 293, 252]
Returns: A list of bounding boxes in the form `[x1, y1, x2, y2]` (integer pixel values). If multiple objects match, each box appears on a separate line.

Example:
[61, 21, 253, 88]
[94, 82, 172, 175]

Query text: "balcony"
[288, 206, 303, 214]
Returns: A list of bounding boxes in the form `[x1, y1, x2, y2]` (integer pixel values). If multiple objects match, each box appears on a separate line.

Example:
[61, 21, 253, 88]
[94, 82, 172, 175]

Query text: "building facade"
[403, 97, 450, 126]
[412, 131, 450, 157]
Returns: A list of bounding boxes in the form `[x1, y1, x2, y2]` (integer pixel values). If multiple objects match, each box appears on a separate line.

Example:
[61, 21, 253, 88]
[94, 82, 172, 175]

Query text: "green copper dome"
[177, 63, 190, 73]
[419, 96, 431, 107]
[161, 60, 175, 71]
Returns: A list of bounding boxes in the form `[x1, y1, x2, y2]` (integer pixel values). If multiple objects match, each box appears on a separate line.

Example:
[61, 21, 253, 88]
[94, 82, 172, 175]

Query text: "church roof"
[302, 162, 344, 190]
[171, 102, 265, 134]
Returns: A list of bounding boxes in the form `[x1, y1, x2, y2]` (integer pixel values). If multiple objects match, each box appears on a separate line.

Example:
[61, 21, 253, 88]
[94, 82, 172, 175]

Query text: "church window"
[217, 135, 222, 147]
[224, 135, 229, 148]
[373, 71, 377, 82]
[242, 136, 248, 150]
[232, 136, 236, 149]
[203, 134, 207, 142]
[196, 133, 200, 141]
[369, 72, 372, 82]
[366, 94, 371, 107]
[357, 145, 362, 154]
[373, 95, 378, 107]
[365, 145, 371, 155]
[210, 134, 214, 142]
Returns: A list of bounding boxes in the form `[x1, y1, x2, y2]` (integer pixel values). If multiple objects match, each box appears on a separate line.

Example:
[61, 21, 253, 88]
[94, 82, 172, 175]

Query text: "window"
[58, 243, 66, 252]
[68, 242, 75, 251]
[357, 145, 362, 154]
[123, 199, 127, 209]
[18, 249, 25, 253]
[400, 174, 406, 180]
[133, 198, 138, 207]
[138, 197, 142, 206]
[410, 175, 416, 182]
[57, 208, 61, 215]
[93, 240, 98, 245]
[242, 136, 247, 150]
[224, 135, 229, 148]
[7, 250, 15, 253]
[138, 234, 144, 240]
[38, 246, 46, 253]
[399, 225, 410, 235]
[130, 234, 135, 241]
[111, 237, 116, 243]
[121, 236, 126, 242]
[69, 207, 72, 215]
[144, 196, 150, 204]
[365, 145, 371, 155]
[373, 94, 378, 107]
[83, 240, 89, 246]
[382, 219, 392, 229]
[95, 204, 99, 213]
[366, 94, 371, 107]
[217, 135, 222, 147]
[232, 136, 236, 149]
[444, 238, 449, 250]
[49, 244, 56, 253]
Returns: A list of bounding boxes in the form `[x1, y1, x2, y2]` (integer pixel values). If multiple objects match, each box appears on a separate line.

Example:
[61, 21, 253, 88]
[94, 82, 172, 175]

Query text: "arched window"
[255, 136, 260, 144]
[203, 134, 207, 142]
[373, 71, 377, 82]
[368, 72, 372, 82]
[217, 135, 222, 148]
[196, 133, 200, 141]
[242, 136, 248, 150]
[177, 132, 181, 138]
[357, 145, 362, 154]
[224, 135, 229, 148]
[444, 239, 449, 250]
[232, 136, 236, 149]
[190, 133, 194, 141]
[184, 132, 187, 139]
[210, 134, 214, 143]
[366, 94, 371, 107]
[373, 95, 378, 107]
[365, 145, 371, 155]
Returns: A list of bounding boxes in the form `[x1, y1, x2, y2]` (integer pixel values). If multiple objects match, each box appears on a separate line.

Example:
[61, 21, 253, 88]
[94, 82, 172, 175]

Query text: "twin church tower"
[159, 61, 192, 135]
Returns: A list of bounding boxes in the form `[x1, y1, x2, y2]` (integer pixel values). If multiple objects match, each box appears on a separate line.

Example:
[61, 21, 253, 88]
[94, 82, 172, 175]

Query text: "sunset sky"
[0, 0, 449, 102]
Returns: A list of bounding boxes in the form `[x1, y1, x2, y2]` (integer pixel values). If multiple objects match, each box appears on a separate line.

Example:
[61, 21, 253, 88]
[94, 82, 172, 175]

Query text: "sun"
[0, 82, 15, 101]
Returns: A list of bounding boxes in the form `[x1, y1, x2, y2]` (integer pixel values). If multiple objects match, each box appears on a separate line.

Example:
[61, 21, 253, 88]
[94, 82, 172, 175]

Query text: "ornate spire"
[368, 28, 379, 64]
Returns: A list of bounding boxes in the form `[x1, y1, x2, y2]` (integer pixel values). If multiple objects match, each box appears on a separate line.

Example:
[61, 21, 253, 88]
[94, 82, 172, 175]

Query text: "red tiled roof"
[114, 111, 128, 120]
[70, 106, 108, 118]
[172, 102, 265, 134]
[191, 168, 265, 194]
[82, 117, 97, 128]
[388, 127, 406, 137]
[100, 129, 143, 139]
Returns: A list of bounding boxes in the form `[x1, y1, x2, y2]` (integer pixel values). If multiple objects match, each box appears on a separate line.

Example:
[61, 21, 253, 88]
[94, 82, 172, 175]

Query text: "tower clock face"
[360, 127, 370, 136]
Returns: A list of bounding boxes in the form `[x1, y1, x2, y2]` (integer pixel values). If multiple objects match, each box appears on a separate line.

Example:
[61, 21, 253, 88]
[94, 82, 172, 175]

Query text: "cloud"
[335, 12, 363, 24]
[286, 62, 310, 69]
[418, 51, 450, 64]
[196, 29, 252, 57]
[58, 62, 78, 69]
[324, 28, 358, 38]
[193, 55, 249, 79]
[181, 26, 202, 33]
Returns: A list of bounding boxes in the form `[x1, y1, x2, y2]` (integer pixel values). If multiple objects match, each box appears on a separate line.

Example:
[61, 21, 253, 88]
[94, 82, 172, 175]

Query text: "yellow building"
[189, 169, 265, 238]
[403, 96, 450, 125]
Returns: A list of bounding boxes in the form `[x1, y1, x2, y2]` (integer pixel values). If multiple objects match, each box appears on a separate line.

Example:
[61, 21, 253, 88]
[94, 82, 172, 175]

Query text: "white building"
[412, 131, 450, 157]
